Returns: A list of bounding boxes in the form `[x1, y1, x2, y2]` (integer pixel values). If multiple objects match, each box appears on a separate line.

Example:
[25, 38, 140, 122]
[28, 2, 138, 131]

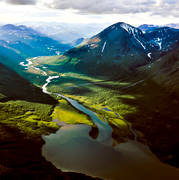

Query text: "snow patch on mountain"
[155, 38, 163, 50]
[120, 23, 146, 50]
[101, 41, 107, 53]
[147, 53, 152, 59]
[135, 38, 146, 50]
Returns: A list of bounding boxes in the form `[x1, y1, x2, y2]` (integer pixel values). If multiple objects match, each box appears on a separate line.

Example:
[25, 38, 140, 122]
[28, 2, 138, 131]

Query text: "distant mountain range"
[23, 22, 106, 44]
[0, 24, 71, 57]
[138, 24, 160, 32]
[167, 23, 179, 29]
[63, 22, 179, 75]
[138, 23, 179, 32]
[20, 22, 179, 44]
[0, 24, 72, 69]
[0, 22, 178, 77]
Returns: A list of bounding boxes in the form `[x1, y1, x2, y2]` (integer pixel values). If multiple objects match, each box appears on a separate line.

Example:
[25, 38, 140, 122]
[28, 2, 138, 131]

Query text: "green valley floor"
[26, 55, 179, 168]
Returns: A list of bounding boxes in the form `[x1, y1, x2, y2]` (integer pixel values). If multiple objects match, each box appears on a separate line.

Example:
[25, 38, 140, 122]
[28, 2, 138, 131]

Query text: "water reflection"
[42, 124, 179, 180]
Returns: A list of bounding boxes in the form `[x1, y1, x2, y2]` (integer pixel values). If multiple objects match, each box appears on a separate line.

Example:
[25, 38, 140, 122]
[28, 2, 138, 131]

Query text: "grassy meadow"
[43, 69, 179, 167]
[15, 55, 179, 167]
[52, 98, 93, 126]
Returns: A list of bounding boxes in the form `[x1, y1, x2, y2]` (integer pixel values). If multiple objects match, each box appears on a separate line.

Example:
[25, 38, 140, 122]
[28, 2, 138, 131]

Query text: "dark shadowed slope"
[139, 45, 179, 95]
[0, 63, 56, 104]
[0, 60, 96, 180]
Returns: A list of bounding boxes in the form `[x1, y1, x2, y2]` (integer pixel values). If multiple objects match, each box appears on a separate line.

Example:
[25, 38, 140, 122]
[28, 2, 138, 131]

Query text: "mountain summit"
[65, 22, 152, 75]
[62, 22, 179, 75]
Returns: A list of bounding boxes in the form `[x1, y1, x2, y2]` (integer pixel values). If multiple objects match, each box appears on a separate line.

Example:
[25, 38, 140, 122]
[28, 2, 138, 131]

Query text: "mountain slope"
[0, 62, 95, 179]
[64, 22, 153, 75]
[57, 22, 179, 76]
[139, 45, 179, 94]
[0, 62, 55, 104]
[0, 40, 26, 70]
[71, 38, 86, 47]
[0, 24, 71, 58]
[31, 46, 179, 168]
[145, 27, 179, 56]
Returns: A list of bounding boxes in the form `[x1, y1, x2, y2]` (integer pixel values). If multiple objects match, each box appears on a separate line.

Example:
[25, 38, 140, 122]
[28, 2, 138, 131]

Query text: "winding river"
[41, 75, 179, 180]
[22, 58, 179, 180]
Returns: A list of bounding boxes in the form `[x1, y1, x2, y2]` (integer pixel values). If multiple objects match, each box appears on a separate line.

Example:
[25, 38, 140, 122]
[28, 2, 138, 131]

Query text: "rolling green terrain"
[52, 99, 94, 126]
[0, 62, 57, 178]
[46, 72, 179, 165]
[26, 50, 179, 168]
[0, 62, 97, 179]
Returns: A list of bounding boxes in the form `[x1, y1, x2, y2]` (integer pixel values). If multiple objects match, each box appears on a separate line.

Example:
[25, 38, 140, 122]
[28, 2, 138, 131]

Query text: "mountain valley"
[0, 21, 179, 179]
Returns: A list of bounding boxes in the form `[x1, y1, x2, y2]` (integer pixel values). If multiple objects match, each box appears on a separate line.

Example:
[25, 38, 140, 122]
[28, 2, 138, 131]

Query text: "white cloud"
[37, 0, 179, 18]
[0, 0, 179, 17]
[155, 0, 162, 6]
[1, 0, 36, 4]
[41, 0, 154, 14]
[0, 0, 178, 26]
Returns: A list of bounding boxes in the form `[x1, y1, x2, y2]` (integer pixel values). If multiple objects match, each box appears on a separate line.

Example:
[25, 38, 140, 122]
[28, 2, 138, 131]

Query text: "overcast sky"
[0, 0, 179, 26]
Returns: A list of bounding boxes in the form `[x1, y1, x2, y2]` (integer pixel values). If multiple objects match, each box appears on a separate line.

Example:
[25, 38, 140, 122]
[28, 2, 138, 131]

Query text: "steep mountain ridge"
[65, 22, 153, 75]
[61, 22, 179, 76]
[145, 27, 179, 53]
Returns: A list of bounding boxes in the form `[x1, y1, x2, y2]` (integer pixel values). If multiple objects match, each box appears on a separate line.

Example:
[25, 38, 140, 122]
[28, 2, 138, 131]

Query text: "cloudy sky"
[0, 0, 179, 26]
